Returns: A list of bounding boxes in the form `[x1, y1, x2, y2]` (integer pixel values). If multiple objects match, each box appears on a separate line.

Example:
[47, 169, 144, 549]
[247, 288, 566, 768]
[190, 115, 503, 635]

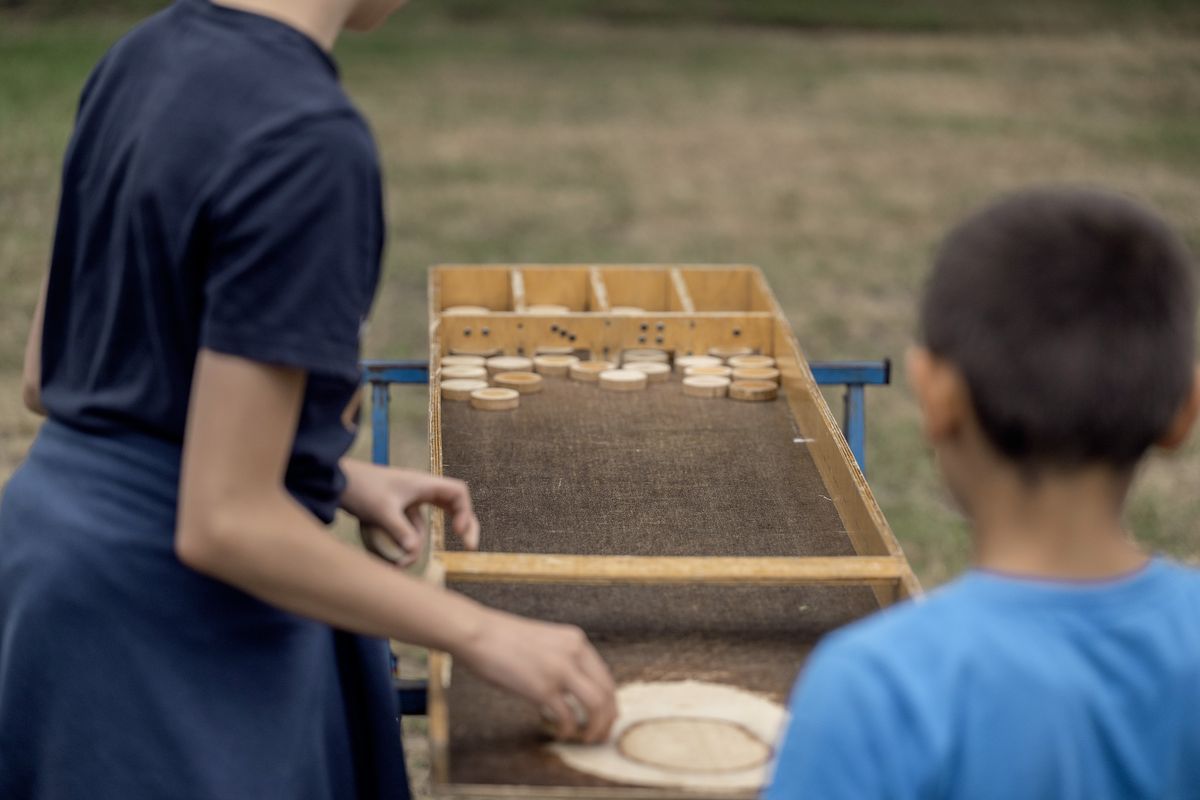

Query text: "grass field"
[3, 8, 1200, 794]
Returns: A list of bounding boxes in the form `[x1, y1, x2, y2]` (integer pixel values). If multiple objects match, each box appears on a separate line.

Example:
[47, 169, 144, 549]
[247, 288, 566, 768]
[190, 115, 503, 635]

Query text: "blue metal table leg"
[843, 383, 867, 477]
[371, 382, 390, 466]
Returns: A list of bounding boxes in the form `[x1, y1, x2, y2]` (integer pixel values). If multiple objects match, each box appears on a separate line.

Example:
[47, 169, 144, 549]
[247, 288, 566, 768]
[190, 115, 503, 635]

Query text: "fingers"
[564, 669, 616, 744]
[542, 693, 581, 742]
[406, 473, 480, 550]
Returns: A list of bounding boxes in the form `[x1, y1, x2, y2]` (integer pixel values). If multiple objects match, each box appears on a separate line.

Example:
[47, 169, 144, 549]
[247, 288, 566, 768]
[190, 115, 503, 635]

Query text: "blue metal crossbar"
[361, 357, 890, 473]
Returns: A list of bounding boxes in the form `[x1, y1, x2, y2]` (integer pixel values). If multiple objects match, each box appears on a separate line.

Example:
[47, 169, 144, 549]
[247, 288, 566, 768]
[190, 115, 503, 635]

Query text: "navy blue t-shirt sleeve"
[201, 114, 382, 380]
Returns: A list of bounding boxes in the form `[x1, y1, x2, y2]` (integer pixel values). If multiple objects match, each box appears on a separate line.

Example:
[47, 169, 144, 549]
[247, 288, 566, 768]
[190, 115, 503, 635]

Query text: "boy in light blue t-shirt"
[767, 187, 1200, 800]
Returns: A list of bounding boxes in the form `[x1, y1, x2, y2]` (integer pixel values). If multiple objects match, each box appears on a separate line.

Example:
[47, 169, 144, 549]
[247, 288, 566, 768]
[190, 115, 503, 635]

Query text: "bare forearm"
[178, 491, 487, 654]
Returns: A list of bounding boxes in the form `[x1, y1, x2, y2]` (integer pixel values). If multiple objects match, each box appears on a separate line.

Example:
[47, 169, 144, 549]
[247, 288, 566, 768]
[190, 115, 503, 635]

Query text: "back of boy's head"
[920, 186, 1196, 472]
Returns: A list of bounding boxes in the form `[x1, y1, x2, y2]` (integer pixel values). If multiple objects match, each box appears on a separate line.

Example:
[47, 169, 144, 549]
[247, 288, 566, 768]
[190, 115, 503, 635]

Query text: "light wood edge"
[668, 268, 696, 313]
[433, 784, 754, 800]
[750, 269, 921, 602]
[510, 269, 528, 312]
[588, 266, 611, 312]
[438, 552, 906, 587]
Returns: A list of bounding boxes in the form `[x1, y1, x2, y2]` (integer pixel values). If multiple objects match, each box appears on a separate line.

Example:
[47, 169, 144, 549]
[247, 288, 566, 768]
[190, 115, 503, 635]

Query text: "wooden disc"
[622, 348, 669, 364]
[685, 365, 733, 379]
[535, 345, 577, 356]
[570, 360, 616, 382]
[442, 305, 491, 315]
[533, 354, 581, 377]
[727, 355, 775, 369]
[492, 371, 544, 394]
[599, 369, 648, 392]
[731, 366, 780, 383]
[526, 304, 572, 315]
[708, 346, 754, 360]
[486, 355, 534, 375]
[729, 380, 778, 402]
[440, 365, 487, 380]
[450, 346, 502, 358]
[617, 717, 772, 773]
[623, 361, 670, 382]
[469, 387, 520, 410]
[440, 378, 489, 401]
[439, 354, 486, 368]
[611, 306, 646, 315]
[674, 355, 723, 373]
[682, 375, 730, 398]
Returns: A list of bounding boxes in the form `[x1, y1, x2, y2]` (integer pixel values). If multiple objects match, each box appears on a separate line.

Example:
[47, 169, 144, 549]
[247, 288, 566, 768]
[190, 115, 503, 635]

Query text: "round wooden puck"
[708, 346, 755, 360]
[442, 305, 491, 315]
[570, 360, 616, 382]
[682, 375, 730, 398]
[535, 345, 576, 356]
[485, 355, 534, 375]
[469, 387, 520, 410]
[533, 354, 581, 377]
[623, 361, 670, 382]
[674, 355, 723, 373]
[729, 380, 778, 402]
[599, 369, 648, 392]
[685, 365, 733, 379]
[440, 378, 489, 401]
[617, 717, 772, 774]
[492, 371, 544, 394]
[622, 348, 669, 365]
[440, 365, 487, 380]
[732, 367, 780, 383]
[526, 304, 572, 315]
[439, 354, 486, 368]
[727, 355, 775, 370]
[450, 346, 502, 358]
[611, 306, 647, 315]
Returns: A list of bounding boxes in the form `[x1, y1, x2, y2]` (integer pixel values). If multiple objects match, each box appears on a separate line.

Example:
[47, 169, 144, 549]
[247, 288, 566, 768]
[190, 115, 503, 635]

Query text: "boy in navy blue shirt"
[768, 187, 1200, 800]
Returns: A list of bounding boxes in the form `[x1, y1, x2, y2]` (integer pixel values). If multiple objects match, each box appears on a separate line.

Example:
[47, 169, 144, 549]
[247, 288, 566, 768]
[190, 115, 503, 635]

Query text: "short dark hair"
[920, 186, 1196, 471]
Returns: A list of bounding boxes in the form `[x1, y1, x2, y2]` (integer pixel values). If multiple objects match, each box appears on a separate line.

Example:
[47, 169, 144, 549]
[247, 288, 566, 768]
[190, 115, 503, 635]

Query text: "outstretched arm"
[176, 348, 616, 742]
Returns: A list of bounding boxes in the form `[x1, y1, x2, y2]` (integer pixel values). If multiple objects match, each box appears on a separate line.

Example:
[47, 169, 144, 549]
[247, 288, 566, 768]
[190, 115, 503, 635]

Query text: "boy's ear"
[1157, 366, 1200, 451]
[906, 346, 970, 442]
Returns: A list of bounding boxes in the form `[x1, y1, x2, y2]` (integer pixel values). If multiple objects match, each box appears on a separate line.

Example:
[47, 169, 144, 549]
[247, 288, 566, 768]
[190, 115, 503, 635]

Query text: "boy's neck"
[210, 0, 348, 51]
[967, 464, 1148, 581]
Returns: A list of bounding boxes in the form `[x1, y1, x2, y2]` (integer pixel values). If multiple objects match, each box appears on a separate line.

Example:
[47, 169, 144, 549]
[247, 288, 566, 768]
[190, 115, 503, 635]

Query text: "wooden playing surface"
[441, 581, 877, 789]
[441, 380, 853, 558]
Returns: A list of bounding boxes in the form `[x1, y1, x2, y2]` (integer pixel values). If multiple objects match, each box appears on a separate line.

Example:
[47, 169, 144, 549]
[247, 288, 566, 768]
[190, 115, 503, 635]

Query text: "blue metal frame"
[363, 357, 890, 474]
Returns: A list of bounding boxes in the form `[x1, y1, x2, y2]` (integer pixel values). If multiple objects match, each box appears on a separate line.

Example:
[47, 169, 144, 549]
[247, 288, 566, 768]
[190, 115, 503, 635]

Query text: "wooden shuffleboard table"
[422, 265, 920, 799]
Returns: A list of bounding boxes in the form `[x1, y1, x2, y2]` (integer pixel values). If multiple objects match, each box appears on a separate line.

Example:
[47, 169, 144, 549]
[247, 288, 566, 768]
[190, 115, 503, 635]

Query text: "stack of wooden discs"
[535, 345, 576, 356]
[599, 369, 648, 392]
[570, 360, 616, 382]
[533, 354, 580, 377]
[727, 355, 775, 370]
[731, 366, 781, 383]
[440, 365, 487, 381]
[623, 361, 670, 382]
[683, 375, 731, 398]
[729, 380, 778, 402]
[685, 365, 733, 379]
[622, 348, 669, 365]
[441, 379, 490, 401]
[440, 354, 486, 368]
[674, 355, 722, 374]
[469, 387, 520, 411]
[493, 371, 544, 394]
[485, 355, 533, 376]
[709, 345, 755, 360]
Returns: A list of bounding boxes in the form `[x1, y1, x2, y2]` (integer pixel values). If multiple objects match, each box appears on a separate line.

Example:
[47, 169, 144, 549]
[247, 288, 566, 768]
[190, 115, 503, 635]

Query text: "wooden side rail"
[438, 552, 907, 587]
